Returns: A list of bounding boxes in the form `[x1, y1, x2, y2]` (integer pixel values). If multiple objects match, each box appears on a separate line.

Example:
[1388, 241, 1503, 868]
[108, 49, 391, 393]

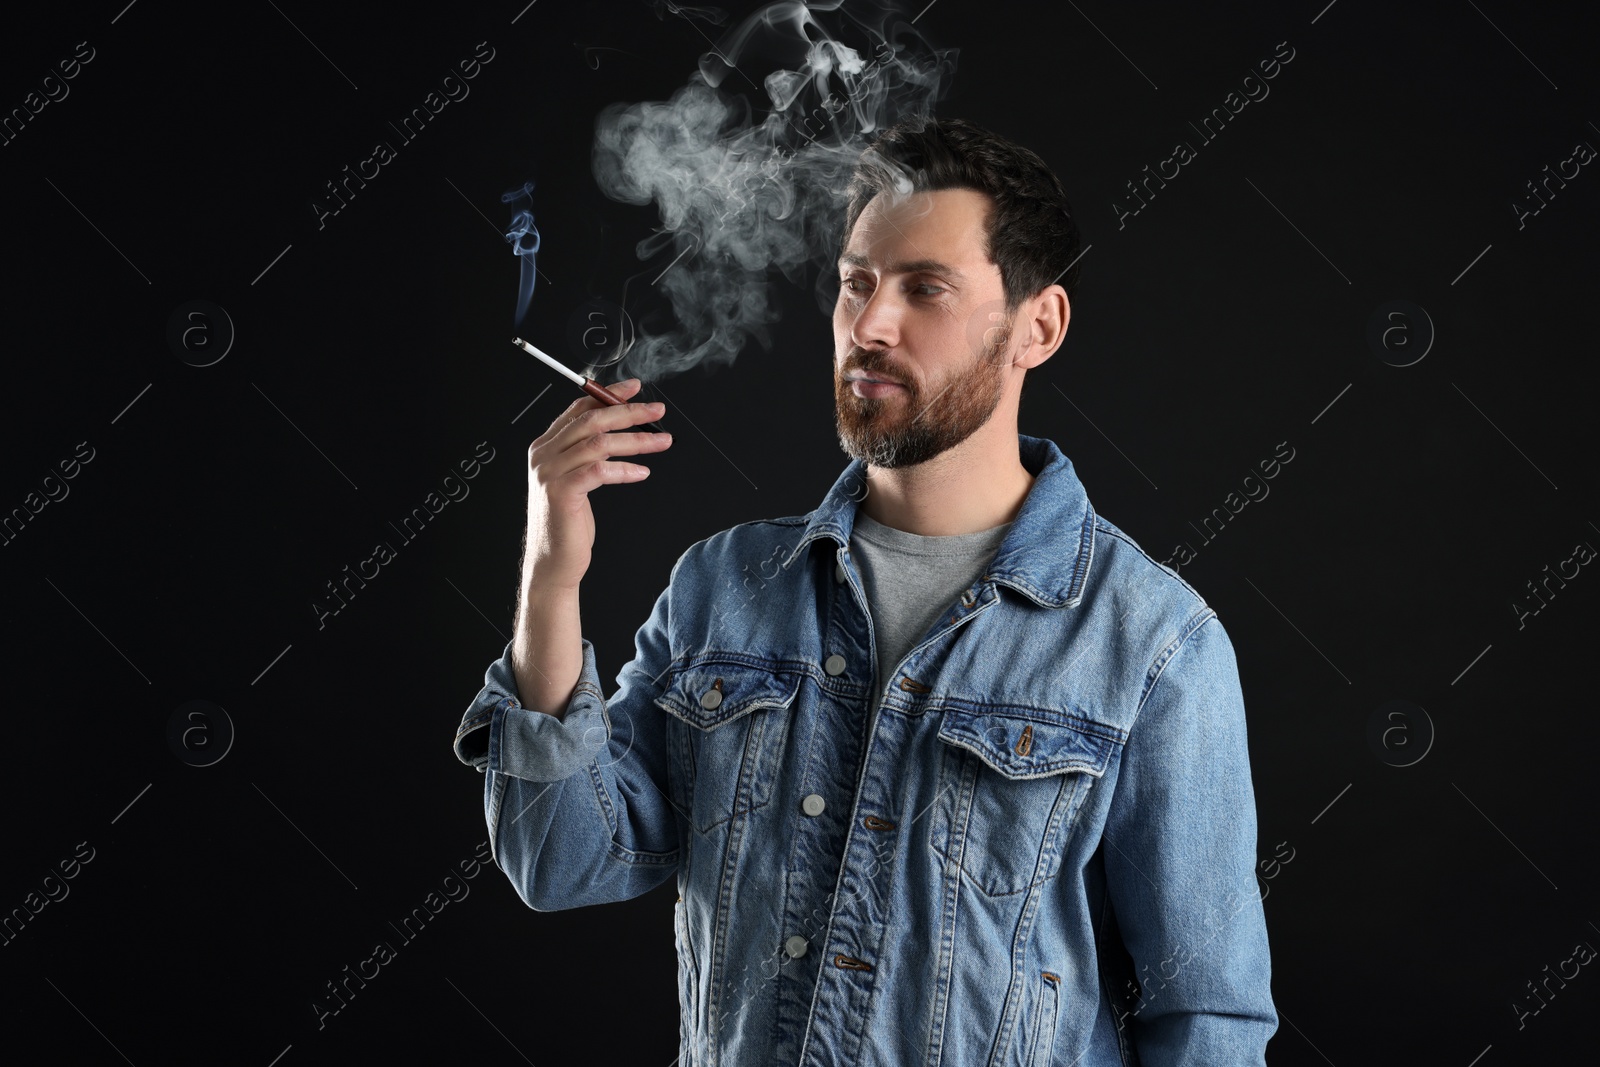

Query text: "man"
[453, 117, 1277, 1065]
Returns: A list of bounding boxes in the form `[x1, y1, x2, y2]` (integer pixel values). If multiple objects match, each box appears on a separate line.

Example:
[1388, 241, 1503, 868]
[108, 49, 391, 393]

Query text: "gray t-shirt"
[850, 510, 1012, 704]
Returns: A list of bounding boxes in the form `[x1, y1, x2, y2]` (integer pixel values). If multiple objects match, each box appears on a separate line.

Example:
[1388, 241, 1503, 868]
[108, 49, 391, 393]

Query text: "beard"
[833, 326, 1011, 470]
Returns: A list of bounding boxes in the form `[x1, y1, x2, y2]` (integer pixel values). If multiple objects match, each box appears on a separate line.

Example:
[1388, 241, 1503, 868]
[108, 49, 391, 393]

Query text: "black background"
[2, 1, 1595, 1063]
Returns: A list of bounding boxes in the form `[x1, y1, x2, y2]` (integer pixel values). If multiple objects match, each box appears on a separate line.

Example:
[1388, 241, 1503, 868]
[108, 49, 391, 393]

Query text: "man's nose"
[850, 286, 901, 351]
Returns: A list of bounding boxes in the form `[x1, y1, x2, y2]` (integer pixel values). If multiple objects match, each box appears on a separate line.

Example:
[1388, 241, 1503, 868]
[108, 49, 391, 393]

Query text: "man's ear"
[1013, 284, 1070, 371]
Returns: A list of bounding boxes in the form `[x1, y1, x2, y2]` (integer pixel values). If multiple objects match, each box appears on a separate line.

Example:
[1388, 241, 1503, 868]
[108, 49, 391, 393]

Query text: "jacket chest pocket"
[929, 705, 1122, 897]
[655, 660, 803, 836]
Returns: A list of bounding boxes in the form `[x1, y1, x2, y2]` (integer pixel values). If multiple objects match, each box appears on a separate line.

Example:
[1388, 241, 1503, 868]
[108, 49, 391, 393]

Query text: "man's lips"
[846, 374, 901, 385]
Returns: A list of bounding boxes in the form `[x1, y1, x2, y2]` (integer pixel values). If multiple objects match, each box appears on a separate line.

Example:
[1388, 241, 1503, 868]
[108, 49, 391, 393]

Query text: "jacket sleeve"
[451, 569, 684, 912]
[1099, 611, 1278, 1063]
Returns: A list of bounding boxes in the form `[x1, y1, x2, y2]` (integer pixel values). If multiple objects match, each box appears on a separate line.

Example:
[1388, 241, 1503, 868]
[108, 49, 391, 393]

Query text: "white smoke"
[590, 0, 956, 381]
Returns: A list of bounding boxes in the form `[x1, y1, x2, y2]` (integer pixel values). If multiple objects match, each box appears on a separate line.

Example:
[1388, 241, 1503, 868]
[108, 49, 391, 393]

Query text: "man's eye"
[839, 277, 942, 296]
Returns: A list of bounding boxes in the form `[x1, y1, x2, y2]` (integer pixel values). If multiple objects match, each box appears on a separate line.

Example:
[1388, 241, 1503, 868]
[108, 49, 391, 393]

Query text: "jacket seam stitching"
[1093, 518, 1209, 605]
[1134, 607, 1218, 718]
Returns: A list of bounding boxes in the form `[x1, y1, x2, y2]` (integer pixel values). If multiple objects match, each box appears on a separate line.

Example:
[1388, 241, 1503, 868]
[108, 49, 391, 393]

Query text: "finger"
[556, 437, 665, 492]
[553, 426, 671, 479]
[565, 384, 664, 437]
[552, 399, 666, 462]
[566, 455, 656, 490]
[534, 378, 644, 445]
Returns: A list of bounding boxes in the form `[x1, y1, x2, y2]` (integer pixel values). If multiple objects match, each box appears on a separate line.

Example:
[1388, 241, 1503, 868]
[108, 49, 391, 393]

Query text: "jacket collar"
[790, 434, 1096, 608]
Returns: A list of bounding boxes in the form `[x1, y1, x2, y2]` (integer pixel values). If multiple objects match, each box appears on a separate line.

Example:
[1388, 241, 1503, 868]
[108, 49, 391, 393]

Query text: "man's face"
[833, 186, 1015, 470]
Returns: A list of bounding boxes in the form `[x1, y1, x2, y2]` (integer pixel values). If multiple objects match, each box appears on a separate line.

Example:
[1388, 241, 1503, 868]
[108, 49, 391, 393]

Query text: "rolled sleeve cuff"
[452, 637, 611, 782]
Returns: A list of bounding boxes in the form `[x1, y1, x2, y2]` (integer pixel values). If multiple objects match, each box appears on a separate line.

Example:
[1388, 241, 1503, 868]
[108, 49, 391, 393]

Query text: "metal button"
[824, 654, 847, 676]
[699, 688, 723, 710]
[835, 559, 847, 583]
[784, 935, 809, 958]
[801, 793, 826, 816]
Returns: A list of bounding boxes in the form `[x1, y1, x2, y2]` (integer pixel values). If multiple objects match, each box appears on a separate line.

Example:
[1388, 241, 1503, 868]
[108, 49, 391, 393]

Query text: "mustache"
[841, 349, 910, 385]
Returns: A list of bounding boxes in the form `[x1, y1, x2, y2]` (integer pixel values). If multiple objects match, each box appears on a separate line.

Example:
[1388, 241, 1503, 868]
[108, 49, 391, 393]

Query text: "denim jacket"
[453, 433, 1277, 1066]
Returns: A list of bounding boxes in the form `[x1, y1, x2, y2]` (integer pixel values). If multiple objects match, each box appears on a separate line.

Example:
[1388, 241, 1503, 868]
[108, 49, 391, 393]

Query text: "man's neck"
[858, 430, 1035, 537]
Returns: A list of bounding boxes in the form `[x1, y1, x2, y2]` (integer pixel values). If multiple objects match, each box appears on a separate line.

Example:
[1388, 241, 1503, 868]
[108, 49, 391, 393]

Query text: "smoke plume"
[502, 180, 541, 329]
[590, 0, 956, 382]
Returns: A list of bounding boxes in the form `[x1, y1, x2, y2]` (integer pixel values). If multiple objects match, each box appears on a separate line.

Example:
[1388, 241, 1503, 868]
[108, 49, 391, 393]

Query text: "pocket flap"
[936, 706, 1122, 780]
[654, 659, 803, 730]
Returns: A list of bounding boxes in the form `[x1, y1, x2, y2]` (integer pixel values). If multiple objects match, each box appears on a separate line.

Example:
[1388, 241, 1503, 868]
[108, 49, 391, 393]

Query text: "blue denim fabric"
[453, 433, 1277, 1066]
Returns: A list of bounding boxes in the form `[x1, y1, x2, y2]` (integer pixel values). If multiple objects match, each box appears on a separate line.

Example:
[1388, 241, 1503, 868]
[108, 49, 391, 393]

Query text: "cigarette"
[513, 337, 666, 433]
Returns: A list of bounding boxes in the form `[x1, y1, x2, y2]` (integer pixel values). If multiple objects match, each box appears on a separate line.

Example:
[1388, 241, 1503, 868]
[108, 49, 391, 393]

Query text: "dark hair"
[841, 117, 1083, 312]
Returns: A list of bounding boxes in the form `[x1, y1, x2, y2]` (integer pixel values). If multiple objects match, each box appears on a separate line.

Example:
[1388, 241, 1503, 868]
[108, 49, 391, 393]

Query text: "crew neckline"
[852, 509, 1013, 555]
